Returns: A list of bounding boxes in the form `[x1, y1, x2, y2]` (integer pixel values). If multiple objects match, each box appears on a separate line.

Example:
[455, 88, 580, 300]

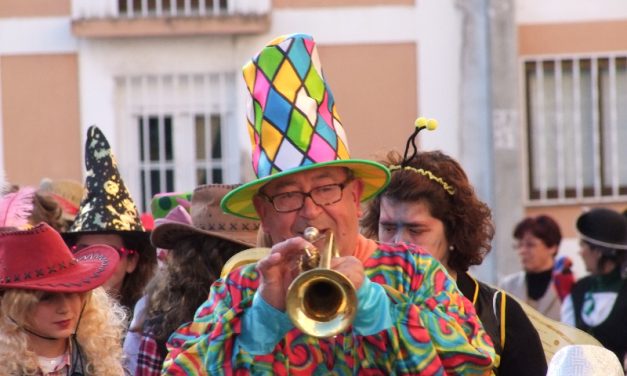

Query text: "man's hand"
[331, 256, 365, 290]
[256, 237, 365, 311]
[256, 237, 310, 311]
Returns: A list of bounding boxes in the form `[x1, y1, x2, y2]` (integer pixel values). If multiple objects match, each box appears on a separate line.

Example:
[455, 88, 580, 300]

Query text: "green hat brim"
[221, 159, 390, 220]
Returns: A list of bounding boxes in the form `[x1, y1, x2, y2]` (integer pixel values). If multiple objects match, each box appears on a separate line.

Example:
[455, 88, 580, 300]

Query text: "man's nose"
[299, 194, 323, 218]
[392, 230, 407, 244]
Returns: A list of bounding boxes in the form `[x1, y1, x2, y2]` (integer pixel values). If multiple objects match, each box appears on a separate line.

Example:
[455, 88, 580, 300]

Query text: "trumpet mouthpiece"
[303, 227, 321, 242]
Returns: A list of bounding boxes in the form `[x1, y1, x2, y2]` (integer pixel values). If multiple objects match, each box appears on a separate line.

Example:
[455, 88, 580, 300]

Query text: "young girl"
[0, 223, 127, 375]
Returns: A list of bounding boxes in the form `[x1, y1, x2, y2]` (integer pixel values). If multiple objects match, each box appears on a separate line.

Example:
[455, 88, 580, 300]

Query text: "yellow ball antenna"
[414, 117, 438, 131]
[403, 117, 438, 167]
[414, 117, 427, 128]
[426, 118, 438, 131]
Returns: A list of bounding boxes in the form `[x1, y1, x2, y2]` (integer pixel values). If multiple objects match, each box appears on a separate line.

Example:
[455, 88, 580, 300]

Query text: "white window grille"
[523, 54, 627, 204]
[118, 0, 227, 18]
[116, 72, 237, 211]
[72, 0, 270, 19]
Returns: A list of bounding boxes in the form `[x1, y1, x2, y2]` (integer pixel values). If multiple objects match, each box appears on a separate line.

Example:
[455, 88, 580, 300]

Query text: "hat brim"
[61, 230, 151, 249]
[1, 245, 119, 293]
[221, 159, 390, 220]
[150, 221, 257, 249]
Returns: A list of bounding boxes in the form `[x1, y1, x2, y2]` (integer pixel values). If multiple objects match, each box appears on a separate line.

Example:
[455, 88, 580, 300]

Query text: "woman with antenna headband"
[362, 118, 547, 375]
[0, 223, 127, 375]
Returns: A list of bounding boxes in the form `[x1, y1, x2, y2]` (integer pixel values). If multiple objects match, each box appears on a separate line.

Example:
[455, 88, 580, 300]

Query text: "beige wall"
[1, 54, 82, 186]
[318, 42, 418, 161]
[519, 20, 627, 55]
[274, 0, 413, 8]
[0, 0, 70, 18]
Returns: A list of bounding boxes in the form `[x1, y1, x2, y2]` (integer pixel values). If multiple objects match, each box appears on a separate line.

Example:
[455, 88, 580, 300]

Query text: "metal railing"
[523, 53, 627, 204]
[72, 0, 270, 19]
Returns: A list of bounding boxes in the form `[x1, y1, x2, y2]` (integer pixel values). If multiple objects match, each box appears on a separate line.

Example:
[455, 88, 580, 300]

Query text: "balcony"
[71, 0, 270, 38]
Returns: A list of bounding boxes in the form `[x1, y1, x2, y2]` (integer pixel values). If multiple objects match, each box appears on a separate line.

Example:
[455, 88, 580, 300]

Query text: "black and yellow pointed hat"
[67, 126, 146, 236]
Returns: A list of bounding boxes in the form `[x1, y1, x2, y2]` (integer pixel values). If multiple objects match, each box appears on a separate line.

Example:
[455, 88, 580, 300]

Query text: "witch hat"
[67, 126, 146, 237]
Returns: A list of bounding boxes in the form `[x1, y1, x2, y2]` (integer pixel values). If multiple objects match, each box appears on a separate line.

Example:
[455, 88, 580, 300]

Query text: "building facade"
[1, 0, 626, 282]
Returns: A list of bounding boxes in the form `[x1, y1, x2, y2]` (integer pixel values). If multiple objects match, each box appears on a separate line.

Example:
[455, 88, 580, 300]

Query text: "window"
[194, 113, 223, 185]
[138, 115, 175, 209]
[116, 72, 236, 211]
[524, 55, 627, 203]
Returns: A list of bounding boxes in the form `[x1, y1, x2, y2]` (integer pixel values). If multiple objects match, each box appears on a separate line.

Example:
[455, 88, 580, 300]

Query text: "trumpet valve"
[300, 247, 320, 271]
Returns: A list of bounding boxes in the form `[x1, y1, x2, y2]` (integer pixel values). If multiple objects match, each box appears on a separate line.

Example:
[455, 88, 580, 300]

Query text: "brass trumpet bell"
[286, 227, 357, 338]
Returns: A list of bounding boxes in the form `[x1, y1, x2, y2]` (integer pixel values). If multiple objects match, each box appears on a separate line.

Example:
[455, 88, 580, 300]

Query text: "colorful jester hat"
[67, 126, 147, 238]
[221, 33, 390, 219]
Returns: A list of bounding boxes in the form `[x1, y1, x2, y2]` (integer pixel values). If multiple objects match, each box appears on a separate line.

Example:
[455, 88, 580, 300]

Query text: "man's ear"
[252, 194, 270, 232]
[350, 178, 365, 206]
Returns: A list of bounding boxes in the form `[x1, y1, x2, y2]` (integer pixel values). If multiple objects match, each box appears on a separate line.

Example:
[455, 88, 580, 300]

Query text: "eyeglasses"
[71, 244, 137, 257]
[260, 178, 353, 213]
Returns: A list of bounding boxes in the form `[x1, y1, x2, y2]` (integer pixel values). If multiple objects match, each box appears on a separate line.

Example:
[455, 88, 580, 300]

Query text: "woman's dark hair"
[362, 150, 494, 272]
[119, 235, 157, 312]
[513, 215, 562, 248]
[64, 233, 157, 313]
[142, 236, 248, 345]
[582, 241, 627, 275]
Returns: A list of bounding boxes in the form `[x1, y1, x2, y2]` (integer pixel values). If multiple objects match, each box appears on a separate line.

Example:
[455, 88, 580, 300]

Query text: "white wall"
[517, 0, 627, 24]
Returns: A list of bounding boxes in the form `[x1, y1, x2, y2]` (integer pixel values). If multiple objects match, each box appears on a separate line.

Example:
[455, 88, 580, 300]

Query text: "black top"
[570, 269, 627, 362]
[525, 269, 552, 300]
[457, 272, 547, 376]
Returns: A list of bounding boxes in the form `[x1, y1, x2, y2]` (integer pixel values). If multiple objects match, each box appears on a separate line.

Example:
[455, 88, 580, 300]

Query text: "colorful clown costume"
[162, 236, 495, 375]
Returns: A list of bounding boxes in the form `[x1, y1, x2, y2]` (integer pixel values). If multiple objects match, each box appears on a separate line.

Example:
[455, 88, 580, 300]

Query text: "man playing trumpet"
[162, 33, 495, 375]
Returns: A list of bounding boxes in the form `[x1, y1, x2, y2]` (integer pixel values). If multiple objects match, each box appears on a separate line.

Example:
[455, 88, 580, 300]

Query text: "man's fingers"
[257, 252, 282, 271]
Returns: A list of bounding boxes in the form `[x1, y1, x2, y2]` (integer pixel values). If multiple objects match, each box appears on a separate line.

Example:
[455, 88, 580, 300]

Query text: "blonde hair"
[0, 287, 127, 375]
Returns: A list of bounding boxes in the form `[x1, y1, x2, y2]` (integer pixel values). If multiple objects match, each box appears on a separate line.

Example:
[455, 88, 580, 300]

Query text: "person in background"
[149, 191, 193, 269]
[562, 208, 627, 368]
[361, 126, 546, 375]
[1, 184, 76, 233]
[162, 33, 495, 375]
[122, 191, 192, 374]
[0, 223, 127, 375]
[39, 178, 84, 231]
[133, 184, 259, 375]
[63, 126, 157, 315]
[500, 215, 573, 321]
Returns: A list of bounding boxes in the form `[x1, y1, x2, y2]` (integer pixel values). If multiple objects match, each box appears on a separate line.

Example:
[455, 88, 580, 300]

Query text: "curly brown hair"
[361, 150, 494, 272]
[142, 236, 248, 346]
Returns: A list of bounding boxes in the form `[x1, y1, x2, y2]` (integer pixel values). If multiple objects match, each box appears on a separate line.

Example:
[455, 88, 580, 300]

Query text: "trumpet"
[285, 227, 357, 338]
